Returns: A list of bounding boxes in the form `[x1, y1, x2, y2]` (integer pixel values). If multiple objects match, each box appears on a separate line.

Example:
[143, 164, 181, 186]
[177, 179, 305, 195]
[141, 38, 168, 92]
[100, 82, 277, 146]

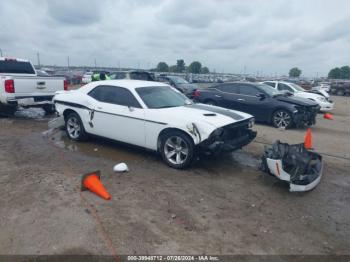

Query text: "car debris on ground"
[261, 140, 323, 192]
[113, 163, 129, 173]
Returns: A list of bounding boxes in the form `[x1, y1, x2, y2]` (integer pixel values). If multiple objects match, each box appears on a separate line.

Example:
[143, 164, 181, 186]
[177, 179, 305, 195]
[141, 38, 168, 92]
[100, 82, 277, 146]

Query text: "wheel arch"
[63, 108, 78, 120]
[157, 127, 195, 153]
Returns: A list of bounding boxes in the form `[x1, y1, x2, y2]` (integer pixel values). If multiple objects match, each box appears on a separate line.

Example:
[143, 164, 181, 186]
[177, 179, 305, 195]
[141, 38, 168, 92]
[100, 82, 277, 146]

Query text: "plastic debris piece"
[113, 163, 129, 173]
[261, 140, 323, 192]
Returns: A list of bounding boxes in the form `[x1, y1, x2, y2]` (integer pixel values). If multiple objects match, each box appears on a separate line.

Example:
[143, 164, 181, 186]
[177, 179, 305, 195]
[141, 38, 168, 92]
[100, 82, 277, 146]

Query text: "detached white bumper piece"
[261, 141, 323, 192]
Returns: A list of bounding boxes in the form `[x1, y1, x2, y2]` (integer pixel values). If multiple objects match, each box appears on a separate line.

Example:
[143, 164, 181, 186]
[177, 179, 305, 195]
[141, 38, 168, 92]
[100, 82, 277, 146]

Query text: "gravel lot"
[0, 96, 349, 256]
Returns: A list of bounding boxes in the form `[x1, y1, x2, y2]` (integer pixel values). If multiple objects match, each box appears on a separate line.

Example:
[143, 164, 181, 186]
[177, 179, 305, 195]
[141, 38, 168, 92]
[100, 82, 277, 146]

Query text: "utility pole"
[37, 52, 41, 67]
[67, 56, 70, 70]
[94, 58, 97, 69]
[0, 48, 3, 57]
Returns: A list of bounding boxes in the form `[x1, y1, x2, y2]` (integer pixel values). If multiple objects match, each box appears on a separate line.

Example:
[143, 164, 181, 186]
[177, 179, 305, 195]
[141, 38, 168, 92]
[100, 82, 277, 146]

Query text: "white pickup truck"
[0, 57, 67, 115]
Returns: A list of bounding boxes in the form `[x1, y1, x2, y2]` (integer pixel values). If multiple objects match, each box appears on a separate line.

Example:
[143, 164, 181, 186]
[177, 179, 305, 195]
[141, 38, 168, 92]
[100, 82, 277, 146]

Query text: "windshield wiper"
[157, 105, 175, 108]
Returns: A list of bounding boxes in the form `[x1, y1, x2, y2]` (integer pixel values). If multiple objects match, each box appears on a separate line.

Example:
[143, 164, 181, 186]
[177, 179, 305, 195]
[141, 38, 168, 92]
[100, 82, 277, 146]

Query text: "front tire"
[65, 112, 87, 141]
[272, 109, 293, 129]
[160, 131, 194, 169]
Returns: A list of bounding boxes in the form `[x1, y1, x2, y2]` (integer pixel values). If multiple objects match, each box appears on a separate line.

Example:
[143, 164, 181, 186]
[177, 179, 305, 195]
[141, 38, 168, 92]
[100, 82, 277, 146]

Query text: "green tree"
[188, 61, 202, 74]
[169, 65, 177, 73]
[328, 66, 350, 79]
[156, 62, 169, 72]
[176, 59, 186, 73]
[340, 66, 350, 79]
[289, 67, 302, 77]
[328, 67, 341, 79]
[201, 66, 210, 74]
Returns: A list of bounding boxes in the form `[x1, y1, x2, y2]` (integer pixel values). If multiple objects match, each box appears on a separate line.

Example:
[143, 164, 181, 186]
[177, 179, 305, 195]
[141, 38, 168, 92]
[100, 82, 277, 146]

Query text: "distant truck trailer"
[329, 80, 350, 96]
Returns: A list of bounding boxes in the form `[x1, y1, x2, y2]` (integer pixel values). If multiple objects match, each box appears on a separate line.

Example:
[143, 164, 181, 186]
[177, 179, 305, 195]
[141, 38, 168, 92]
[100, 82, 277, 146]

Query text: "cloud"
[47, 0, 102, 25]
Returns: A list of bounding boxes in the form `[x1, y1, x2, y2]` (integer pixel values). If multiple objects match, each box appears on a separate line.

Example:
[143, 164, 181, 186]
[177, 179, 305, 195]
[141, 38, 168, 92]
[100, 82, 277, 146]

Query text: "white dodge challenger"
[53, 80, 256, 169]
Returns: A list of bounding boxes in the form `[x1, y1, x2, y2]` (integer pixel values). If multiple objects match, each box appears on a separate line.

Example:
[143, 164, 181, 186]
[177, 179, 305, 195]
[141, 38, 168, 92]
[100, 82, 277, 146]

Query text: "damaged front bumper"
[261, 141, 323, 192]
[199, 119, 257, 154]
[293, 105, 320, 127]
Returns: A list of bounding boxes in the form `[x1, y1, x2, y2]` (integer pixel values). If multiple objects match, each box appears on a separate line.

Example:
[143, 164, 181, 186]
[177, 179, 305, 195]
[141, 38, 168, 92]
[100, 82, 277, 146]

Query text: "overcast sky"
[1, 0, 349, 77]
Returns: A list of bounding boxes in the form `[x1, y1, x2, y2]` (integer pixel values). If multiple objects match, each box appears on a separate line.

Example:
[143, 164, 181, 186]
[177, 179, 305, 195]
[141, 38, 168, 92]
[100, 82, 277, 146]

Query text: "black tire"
[65, 112, 87, 141]
[160, 130, 194, 169]
[0, 104, 17, 117]
[271, 109, 293, 129]
[42, 104, 56, 115]
[204, 99, 217, 106]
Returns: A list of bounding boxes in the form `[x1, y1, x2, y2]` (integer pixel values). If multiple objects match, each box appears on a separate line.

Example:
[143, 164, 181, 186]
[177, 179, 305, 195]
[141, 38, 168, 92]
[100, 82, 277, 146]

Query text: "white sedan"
[53, 80, 256, 169]
[262, 81, 334, 112]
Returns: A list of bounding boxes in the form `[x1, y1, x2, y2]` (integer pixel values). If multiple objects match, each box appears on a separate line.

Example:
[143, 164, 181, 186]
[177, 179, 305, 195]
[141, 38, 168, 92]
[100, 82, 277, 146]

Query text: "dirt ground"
[0, 96, 349, 256]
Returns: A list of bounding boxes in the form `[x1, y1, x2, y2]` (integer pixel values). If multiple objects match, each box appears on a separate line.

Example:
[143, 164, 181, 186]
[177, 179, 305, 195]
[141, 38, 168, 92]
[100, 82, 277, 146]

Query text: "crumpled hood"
[147, 103, 253, 129]
[294, 91, 325, 101]
[177, 83, 197, 93]
[275, 95, 318, 106]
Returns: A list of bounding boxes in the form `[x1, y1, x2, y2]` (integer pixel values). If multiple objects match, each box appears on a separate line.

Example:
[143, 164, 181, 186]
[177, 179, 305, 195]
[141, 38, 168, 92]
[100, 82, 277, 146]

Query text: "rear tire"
[160, 131, 194, 169]
[65, 112, 87, 141]
[272, 109, 293, 129]
[0, 104, 17, 117]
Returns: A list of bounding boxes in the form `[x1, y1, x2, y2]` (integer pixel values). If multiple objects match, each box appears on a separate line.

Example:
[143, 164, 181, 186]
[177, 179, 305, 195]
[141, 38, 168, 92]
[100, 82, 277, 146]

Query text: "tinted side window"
[217, 84, 239, 94]
[110, 72, 126, 79]
[278, 83, 293, 92]
[88, 85, 141, 108]
[239, 85, 259, 96]
[264, 82, 276, 88]
[130, 72, 154, 81]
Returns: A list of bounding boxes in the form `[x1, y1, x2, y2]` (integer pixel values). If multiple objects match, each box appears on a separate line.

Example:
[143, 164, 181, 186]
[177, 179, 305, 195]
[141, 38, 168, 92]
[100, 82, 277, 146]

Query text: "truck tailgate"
[13, 77, 65, 96]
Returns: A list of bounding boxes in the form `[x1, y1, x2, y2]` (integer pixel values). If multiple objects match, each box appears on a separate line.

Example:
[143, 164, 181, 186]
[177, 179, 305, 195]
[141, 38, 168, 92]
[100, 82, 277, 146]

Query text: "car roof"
[82, 80, 168, 92]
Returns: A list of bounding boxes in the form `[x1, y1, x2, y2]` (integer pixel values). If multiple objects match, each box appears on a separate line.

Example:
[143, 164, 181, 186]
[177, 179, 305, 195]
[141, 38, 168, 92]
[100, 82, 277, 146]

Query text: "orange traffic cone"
[323, 113, 333, 120]
[81, 171, 111, 200]
[304, 128, 313, 150]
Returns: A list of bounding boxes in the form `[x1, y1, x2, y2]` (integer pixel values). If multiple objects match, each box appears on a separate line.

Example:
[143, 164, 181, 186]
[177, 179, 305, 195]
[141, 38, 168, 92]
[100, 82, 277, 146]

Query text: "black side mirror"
[256, 93, 266, 100]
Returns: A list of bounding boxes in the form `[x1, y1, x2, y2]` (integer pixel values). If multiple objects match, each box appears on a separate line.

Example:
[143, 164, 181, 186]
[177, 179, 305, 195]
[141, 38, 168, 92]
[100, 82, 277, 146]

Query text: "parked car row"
[192, 82, 320, 129]
[262, 81, 334, 112]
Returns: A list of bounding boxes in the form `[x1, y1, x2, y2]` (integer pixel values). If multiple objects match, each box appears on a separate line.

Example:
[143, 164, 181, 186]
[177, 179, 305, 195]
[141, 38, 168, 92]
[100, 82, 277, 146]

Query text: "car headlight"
[248, 118, 255, 128]
[213, 128, 224, 137]
[316, 97, 326, 102]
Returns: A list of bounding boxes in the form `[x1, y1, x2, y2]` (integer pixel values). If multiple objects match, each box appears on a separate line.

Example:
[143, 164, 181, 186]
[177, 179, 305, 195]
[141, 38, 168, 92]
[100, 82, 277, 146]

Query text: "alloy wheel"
[67, 116, 81, 139]
[273, 111, 291, 128]
[164, 136, 189, 165]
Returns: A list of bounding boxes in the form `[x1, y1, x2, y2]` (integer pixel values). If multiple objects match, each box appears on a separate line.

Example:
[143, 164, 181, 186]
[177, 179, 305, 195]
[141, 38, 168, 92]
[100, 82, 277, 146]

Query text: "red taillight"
[64, 80, 68, 91]
[193, 89, 201, 98]
[4, 79, 15, 93]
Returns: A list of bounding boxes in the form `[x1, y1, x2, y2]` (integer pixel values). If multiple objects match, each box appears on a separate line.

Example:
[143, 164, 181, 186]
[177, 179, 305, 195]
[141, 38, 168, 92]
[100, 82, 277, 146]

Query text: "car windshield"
[168, 76, 188, 84]
[288, 83, 306, 92]
[256, 84, 283, 96]
[136, 86, 192, 109]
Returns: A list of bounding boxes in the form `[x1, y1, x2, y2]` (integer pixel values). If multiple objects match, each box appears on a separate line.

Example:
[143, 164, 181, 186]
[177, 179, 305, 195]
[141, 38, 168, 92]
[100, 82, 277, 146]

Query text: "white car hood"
[295, 91, 323, 100]
[147, 103, 253, 129]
